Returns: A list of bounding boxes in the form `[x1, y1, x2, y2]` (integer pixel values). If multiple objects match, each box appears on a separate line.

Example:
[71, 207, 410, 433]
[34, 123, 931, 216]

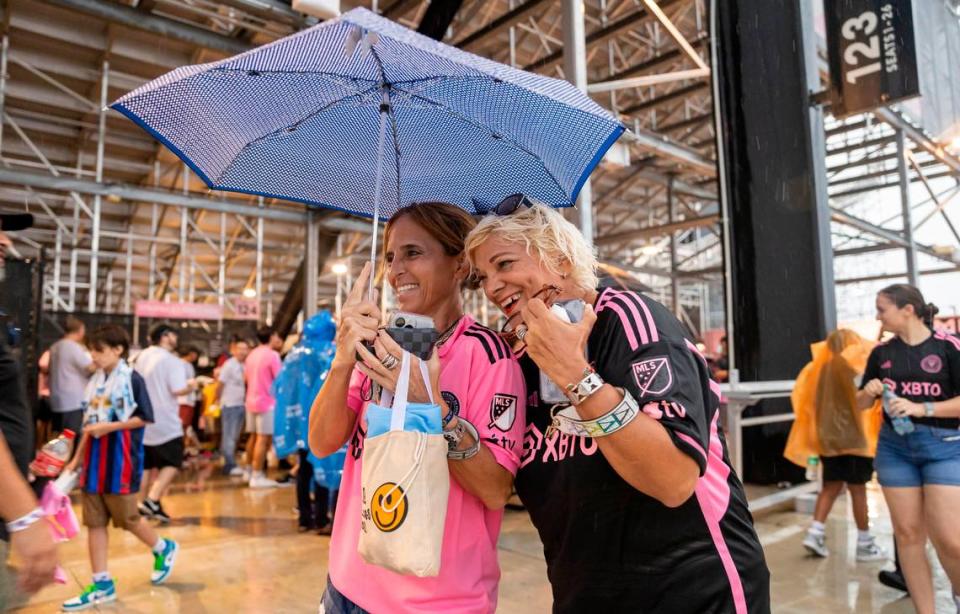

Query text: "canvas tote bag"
[358, 352, 449, 576]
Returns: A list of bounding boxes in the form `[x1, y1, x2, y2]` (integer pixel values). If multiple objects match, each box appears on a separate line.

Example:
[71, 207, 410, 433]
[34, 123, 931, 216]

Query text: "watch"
[565, 367, 604, 405]
[924, 401, 936, 417]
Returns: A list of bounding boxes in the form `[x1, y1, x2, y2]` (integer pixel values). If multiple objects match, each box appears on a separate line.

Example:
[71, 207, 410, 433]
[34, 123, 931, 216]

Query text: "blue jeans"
[319, 577, 368, 614]
[875, 422, 960, 487]
[220, 405, 246, 472]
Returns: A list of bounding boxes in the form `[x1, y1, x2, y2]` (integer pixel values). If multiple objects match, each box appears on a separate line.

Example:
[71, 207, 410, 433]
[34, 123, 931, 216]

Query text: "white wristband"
[5, 507, 44, 533]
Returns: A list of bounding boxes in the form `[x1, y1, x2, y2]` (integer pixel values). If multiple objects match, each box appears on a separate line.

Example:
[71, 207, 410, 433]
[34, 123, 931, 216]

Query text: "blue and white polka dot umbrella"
[111, 7, 623, 274]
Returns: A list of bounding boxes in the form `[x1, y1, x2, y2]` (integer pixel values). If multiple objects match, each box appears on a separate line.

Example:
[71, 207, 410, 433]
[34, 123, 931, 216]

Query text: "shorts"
[179, 404, 195, 429]
[144, 437, 185, 470]
[246, 409, 274, 435]
[821, 454, 874, 484]
[82, 492, 141, 530]
[51, 409, 84, 436]
[319, 576, 370, 614]
[875, 422, 960, 488]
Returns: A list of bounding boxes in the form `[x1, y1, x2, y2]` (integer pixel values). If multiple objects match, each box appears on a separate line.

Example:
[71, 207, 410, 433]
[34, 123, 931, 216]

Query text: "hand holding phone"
[385, 312, 438, 361]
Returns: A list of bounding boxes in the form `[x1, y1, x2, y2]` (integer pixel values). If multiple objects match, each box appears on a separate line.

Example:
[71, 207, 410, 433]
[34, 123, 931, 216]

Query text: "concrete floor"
[7, 467, 956, 613]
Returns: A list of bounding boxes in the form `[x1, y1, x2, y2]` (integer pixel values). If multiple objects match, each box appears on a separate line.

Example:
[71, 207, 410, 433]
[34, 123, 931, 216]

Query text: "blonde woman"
[466, 195, 770, 614]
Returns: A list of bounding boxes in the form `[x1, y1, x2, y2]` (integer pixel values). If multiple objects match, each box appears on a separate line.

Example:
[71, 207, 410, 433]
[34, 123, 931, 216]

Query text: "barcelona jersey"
[82, 371, 154, 494]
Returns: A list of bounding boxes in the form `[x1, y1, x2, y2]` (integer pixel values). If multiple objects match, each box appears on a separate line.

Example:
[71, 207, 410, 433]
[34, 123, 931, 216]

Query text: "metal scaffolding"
[0, 0, 956, 340]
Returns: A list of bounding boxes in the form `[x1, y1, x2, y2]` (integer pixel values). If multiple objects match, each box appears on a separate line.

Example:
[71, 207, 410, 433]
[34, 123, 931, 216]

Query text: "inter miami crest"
[631, 356, 673, 398]
[441, 391, 461, 418]
[489, 394, 517, 431]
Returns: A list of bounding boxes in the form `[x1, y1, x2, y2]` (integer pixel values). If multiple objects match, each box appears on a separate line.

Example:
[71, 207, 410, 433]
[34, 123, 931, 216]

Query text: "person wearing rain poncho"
[784, 329, 885, 561]
[272, 311, 340, 534]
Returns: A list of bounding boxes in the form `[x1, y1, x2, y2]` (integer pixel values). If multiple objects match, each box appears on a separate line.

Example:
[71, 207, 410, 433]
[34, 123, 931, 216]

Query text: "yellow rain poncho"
[784, 329, 883, 467]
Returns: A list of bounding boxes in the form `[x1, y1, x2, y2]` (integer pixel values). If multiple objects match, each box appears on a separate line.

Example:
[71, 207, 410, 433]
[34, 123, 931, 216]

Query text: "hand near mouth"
[521, 298, 598, 390]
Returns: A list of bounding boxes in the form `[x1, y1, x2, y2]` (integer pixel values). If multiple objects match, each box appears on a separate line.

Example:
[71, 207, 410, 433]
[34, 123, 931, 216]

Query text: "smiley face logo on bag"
[371, 482, 408, 532]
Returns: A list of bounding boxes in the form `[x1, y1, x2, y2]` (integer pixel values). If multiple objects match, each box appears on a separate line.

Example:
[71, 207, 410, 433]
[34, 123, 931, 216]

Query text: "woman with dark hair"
[308, 202, 526, 613]
[856, 283, 960, 614]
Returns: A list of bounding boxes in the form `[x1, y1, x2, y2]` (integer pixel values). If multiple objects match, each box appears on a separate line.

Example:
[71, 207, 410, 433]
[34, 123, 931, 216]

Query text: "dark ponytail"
[878, 283, 938, 328]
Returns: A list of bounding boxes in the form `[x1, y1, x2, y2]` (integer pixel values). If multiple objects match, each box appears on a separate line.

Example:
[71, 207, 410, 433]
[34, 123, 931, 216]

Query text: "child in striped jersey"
[62, 325, 178, 612]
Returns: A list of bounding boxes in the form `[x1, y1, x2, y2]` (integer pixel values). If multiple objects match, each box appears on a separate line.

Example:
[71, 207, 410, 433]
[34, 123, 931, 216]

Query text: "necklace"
[436, 316, 463, 348]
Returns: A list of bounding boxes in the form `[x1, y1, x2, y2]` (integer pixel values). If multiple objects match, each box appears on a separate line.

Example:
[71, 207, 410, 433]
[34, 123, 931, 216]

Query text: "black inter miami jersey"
[861, 331, 960, 430]
[514, 287, 770, 614]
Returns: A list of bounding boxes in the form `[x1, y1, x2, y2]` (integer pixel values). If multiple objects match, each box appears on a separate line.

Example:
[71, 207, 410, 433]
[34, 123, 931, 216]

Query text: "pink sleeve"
[346, 368, 366, 415]
[463, 357, 527, 475]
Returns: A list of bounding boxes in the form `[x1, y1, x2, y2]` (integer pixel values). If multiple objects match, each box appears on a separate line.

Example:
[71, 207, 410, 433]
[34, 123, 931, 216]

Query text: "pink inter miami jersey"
[327, 314, 526, 614]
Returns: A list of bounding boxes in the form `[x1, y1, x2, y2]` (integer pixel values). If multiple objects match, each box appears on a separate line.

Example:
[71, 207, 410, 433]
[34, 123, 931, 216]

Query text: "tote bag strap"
[379, 431, 427, 514]
[381, 352, 435, 432]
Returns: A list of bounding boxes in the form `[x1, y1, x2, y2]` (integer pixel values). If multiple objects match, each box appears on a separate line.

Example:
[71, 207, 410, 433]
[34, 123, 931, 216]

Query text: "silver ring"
[515, 325, 528, 341]
[380, 353, 400, 370]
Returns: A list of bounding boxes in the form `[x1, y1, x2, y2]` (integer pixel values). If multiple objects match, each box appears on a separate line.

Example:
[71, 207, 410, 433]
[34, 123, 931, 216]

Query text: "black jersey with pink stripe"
[861, 331, 960, 429]
[514, 287, 770, 614]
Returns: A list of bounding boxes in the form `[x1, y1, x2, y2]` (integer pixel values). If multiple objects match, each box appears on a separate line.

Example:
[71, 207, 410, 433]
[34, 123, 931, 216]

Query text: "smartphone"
[385, 311, 438, 361]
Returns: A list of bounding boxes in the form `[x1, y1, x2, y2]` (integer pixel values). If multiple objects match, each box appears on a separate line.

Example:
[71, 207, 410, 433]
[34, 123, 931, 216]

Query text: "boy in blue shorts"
[62, 325, 178, 611]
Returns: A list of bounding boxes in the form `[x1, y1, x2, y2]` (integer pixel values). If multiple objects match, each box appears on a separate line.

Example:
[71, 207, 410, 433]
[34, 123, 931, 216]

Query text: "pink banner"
[135, 300, 223, 320]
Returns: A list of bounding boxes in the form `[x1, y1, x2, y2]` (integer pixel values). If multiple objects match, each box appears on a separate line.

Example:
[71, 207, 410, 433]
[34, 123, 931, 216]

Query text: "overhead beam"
[37, 0, 253, 55]
[621, 128, 716, 177]
[456, 0, 551, 52]
[873, 107, 960, 176]
[523, 0, 687, 71]
[830, 208, 960, 265]
[594, 214, 720, 245]
[0, 167, 306, 223]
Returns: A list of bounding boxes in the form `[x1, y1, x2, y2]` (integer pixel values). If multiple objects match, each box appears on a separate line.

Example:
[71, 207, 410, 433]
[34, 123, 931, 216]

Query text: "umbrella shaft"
[368, 88, 391, 301]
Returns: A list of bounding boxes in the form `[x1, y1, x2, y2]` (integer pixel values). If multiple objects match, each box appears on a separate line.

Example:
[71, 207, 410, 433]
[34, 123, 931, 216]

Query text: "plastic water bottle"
[29, 429, 76, 477]
[882, 384, 915, 435]
[805, 456, 819, 482]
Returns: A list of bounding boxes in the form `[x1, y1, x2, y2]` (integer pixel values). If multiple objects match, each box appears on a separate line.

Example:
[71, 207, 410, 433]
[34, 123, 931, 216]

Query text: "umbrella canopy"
[111, 7, 624, 220]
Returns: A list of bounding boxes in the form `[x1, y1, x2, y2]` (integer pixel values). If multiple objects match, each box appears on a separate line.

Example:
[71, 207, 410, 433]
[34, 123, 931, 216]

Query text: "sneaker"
[138, 500, 155, 518]
[856, 538, 887, 562]
[249, 474, 279, 489]
[62, 579, 116, 611]
[878, 569, 908, 593]
[802, 531, 829, 557]
[228, 466, 245, 477]
[151, 538, 179, 585]
[142, 499, 171, 524]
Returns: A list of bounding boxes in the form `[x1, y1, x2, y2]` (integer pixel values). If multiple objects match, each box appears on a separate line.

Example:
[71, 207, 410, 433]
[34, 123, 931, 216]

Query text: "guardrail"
[719, 377, 818, 512]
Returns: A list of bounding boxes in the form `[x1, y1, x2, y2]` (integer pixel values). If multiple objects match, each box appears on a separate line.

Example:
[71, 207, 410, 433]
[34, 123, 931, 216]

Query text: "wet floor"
[7, 470, 955, 613]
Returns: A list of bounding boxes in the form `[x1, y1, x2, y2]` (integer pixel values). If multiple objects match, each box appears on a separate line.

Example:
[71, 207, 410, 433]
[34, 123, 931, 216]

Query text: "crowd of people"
[2, 197, 960, 613]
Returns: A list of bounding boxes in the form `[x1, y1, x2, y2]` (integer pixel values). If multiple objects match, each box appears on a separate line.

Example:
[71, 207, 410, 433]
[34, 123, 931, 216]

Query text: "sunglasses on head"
[491, 193, 536, 216]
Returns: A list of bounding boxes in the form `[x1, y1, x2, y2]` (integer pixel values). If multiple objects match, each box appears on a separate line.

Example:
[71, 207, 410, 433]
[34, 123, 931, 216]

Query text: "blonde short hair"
[465, 199, 599, 292]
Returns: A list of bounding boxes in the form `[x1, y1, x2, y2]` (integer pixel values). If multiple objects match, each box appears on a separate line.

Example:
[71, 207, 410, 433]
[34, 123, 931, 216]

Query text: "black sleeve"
[594, 316, 712, 476]
[0, 342, 32, 475]
[945, 335, 960, 396]
[860, 346, 882, 390]
[130, 372, 155, 424]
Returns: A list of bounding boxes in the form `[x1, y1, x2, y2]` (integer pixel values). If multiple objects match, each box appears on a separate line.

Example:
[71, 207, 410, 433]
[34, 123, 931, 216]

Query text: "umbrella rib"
[394, 85, 570, 203]
[212, 84, 380, 185]
[213, 67, 379, 85]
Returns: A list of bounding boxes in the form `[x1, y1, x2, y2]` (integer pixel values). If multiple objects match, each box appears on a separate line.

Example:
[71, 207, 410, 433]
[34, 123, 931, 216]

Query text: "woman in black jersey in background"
[856, 284, 960, 614]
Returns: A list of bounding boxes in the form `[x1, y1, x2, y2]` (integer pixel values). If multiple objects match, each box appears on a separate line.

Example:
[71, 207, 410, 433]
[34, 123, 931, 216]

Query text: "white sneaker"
[856, 538, 886, 562]
[248, 474, 279, 489]
[803, 531, 829, 557]
[228, 467, 245, 477]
